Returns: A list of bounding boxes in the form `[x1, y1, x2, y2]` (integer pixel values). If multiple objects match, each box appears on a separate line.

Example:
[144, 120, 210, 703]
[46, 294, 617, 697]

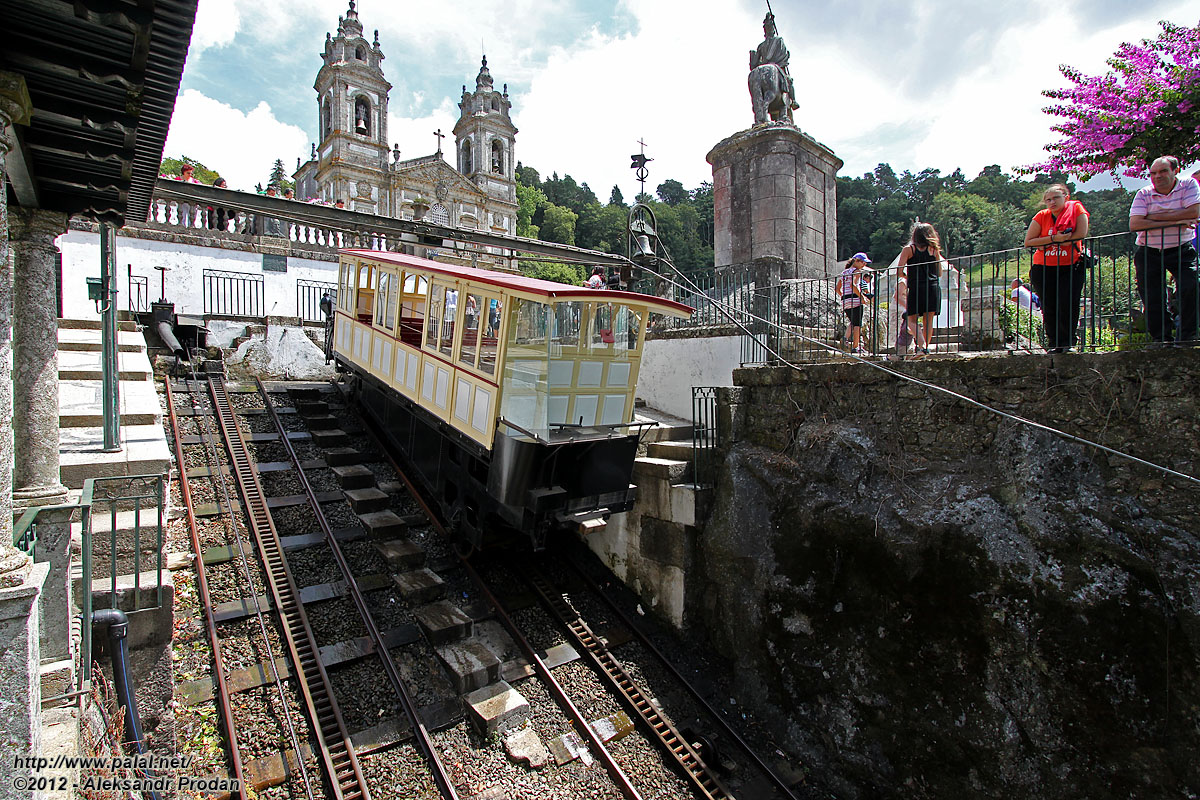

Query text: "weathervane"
[629, 138, 652, 200]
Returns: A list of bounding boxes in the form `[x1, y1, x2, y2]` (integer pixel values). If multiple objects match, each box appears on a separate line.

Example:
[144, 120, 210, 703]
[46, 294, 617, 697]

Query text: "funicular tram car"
[330, 249, 692, 551]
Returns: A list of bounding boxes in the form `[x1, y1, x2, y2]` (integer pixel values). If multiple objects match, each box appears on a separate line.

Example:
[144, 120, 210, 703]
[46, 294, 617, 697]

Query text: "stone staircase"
[56, 319, 172, 487]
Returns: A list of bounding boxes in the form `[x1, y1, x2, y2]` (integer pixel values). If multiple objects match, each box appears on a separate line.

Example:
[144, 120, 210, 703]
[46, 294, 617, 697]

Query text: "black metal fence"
[127, 272, 150, 313]
[203, 268, 264, 317]
[296, 279, 337, 323]
[692, 386, 719, 488]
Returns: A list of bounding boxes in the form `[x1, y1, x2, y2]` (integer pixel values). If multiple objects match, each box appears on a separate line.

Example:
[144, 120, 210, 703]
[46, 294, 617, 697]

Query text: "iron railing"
[127, 270, 150, 314]
[296, 279, 337, 323]
[203, 268, 264, 317]
[692, 386, 720, 488]
[13, 474, 167, 687]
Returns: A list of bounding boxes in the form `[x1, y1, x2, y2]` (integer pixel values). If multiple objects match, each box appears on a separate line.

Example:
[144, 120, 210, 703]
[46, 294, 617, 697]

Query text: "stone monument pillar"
[9, 207, 70, 510]
[707, 123, 842, 279]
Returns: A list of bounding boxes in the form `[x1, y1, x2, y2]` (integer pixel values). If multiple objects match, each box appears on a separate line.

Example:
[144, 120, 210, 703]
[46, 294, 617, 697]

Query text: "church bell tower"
[453, 56, 518, 207]
[312, 0, 391, 213]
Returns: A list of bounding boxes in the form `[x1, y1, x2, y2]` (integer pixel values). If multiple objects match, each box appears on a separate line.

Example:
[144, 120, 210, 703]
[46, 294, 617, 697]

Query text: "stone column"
[707, 123, 843, 278]
[0, 71, 33, 557]
[9, 206, 70, 510]
[0, 551, 48, 793]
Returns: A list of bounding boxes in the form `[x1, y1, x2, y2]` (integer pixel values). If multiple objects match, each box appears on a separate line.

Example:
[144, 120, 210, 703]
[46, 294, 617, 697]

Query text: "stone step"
[466, 681, 530, 736]
[304, 414, 340, 430]
[324, 447, 363, 467]
[310, 428, 350, 448]
[296, 400, 331, 416]
[59, 378, 162, 428]
[362, 511, 408, 539]
[58, 318, 138, 332]
[376, 537, 424, 570]
[58, 349, 153, 381]
[414, 600, 472, 645]
[633, 456, 690, 483]
[58, 327, 146, 353]
[647, 440, 694, 461]
[59, 424, 171, 488]
[436, 640, 502, 694]
[332, 464, 375, 490]
[346, 487, 389, 514]
[392, 568, 445, 604]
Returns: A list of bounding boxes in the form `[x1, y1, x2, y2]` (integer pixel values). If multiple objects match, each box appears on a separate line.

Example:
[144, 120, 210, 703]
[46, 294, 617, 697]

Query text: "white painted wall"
[57, 230, 340, 324]
[638, 335, 742, 419]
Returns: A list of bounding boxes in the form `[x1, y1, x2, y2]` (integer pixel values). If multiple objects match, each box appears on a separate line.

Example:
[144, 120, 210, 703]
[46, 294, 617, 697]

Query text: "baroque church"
[293, 1, 519, 240]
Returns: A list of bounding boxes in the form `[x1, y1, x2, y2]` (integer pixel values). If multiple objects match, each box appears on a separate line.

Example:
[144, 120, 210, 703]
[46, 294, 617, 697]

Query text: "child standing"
[837, 253, 870, 355]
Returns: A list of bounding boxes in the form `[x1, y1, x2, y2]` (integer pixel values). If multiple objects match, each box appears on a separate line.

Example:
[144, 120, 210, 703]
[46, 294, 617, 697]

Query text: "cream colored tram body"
[330, 249, 691, 550]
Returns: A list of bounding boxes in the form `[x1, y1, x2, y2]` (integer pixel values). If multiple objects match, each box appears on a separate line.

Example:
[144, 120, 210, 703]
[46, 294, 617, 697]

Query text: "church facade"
[293, 1, 519, 242]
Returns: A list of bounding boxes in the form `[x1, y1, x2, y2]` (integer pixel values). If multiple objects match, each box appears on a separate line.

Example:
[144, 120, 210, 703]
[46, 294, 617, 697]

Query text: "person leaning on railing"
[1129, 156, 1200, 345]
[1023, 183, 1089, 353]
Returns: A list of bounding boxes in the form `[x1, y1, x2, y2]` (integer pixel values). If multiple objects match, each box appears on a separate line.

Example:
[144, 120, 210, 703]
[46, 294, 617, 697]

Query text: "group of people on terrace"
[838, 155, 1200, 358]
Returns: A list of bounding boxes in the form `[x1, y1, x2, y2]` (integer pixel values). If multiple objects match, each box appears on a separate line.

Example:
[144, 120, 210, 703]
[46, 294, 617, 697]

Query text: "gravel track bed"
[270, 502, 319, 536]
[217, 615, 286, 674]
[229, 683, 309, 762]
[344, 435, 378, 458]
[433, 677, 624, 800]
[510, 606, 569, 654]
[227, 392, 265, 410]
[173, 415, 217, 436]
[328, 660, 403, 733]
[388, 642, 457, 708]
[343, 539, 390, 575]
[276, 412, 310, 432]
[303, 467, 340, 492]
[364, 588, 413, 631]
[173, 699, 228, 781]
[359, 743, 438, 800]
[321, 500, 360, 530]
[360, 460, 399, 485]
[258, 752, 328, 800]
[186, 476, 217, 507]
[403, 523, 451, 563]
[205, 558, 269, 604]
[248, 440, 291, 463]
[388, 490, 422, 516]
[289, 440, 322, 462]
[285, 545, 341, 588]
[553, 659, 694, 800]
[172, 571, 214, 682]
[307, 596, 368, 644]
[239, 411, 278, 434]
[183, 443, 229, 471]
[260, 469, 304, 498]
[195, 515, 253, 551]
[165, 514, 193, 554]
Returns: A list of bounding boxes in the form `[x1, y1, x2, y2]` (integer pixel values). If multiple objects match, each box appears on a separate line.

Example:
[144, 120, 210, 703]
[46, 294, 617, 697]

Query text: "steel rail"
[563, 558, 802, 800]
[523, 568, 735, 800]
[206, 374, 370, 800]
[176, 366, 318, 800]
[253, 379, 461, 800]
[164, 378, 249, 800]
[333, 381, 643, 800]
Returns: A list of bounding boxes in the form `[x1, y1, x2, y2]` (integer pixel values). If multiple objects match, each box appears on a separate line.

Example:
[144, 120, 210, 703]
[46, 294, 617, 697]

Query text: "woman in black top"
[897, 222, 944, 356]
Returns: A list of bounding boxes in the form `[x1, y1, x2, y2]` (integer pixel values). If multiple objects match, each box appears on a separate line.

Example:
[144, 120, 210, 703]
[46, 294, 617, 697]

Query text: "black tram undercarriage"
[344, 368, 640, 552]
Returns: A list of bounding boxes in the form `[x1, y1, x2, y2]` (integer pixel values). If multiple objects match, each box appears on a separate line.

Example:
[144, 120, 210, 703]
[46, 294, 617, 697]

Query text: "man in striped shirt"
[1129, 156, 1200, 343]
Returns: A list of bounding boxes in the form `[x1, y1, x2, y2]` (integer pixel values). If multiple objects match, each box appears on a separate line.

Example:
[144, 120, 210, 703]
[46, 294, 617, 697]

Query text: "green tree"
[515, 182, 546, 238]
[159, 156, 220, 184]
[267, 158, 294, 192]
[577, 203, 628, 254]
[540, 204, 578, 246]
[609, 185, 625, 206]
[516, 162, 541, 188]
[656, 179, 688, 206]
[521, 260, 582, 285]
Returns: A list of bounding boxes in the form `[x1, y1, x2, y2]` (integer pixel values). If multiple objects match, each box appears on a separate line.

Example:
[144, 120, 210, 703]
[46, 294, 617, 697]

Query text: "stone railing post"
[0, 548, 48, 794]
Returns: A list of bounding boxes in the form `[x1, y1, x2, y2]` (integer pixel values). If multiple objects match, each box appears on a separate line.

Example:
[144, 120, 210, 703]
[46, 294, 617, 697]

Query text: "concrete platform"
[58, 349, 152, 381]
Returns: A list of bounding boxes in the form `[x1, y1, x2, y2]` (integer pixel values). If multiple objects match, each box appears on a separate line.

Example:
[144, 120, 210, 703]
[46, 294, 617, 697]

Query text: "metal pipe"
[156, 320, 185, 359]
[99, 224, 121, 452]
[91, 608, 163, 800]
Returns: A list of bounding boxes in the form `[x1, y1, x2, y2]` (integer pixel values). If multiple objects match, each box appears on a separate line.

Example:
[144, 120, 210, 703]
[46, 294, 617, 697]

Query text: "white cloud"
[387, 99, 459, 159]
[163, 89, 310, 191]
[189, 0, 241, 54]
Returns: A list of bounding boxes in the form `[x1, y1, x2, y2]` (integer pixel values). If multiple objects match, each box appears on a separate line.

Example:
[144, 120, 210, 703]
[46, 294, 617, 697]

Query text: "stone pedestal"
[707, 123, 842, 279]
[0, 558, 49, 787]
[9, 207, 70, 510]
[27, 508, 74, 663]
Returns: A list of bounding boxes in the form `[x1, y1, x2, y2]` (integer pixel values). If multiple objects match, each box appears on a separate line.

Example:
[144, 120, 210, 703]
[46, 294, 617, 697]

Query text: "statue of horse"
[748, 62, 796, 125]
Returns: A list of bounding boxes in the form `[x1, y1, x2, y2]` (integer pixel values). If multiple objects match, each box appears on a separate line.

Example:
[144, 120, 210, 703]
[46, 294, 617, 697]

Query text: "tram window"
[440, 289, 458, 357]
[398, 272, 426, 346]
[590, 305, 641, 353]
[374, 271, 397, 331]
[426, 284, 446, 350]
[459, 293, 482, 368]
[552, 302, 581, 347]
[479, 298, 501, 375]
[355, 263, 376, 323]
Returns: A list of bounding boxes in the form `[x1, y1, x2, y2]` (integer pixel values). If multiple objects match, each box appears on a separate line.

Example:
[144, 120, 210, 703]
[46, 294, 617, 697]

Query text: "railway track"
[167, 370, 802, 800]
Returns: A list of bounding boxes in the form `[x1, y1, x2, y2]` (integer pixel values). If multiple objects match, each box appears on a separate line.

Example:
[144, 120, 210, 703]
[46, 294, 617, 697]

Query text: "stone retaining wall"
[688, 350, 1199, 798]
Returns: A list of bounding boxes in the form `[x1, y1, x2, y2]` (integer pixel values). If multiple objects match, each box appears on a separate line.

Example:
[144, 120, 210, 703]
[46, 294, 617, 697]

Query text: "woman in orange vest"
[1023, 184, 1089, 353]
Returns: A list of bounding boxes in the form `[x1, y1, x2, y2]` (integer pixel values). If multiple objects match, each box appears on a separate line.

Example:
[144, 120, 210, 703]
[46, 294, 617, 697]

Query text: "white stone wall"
[57, 230, 339, 324]
[639, 335, 742, 419]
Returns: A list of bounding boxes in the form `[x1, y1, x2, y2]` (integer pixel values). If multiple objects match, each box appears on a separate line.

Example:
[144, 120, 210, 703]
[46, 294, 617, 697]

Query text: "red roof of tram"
[341, 249, 694, 318]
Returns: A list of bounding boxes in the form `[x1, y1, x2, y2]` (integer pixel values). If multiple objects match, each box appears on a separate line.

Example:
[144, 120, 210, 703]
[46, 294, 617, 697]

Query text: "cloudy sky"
[164, 0, 1200, 197]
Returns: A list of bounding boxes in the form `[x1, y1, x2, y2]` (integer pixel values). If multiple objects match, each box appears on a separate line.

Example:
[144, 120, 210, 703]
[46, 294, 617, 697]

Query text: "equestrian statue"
[748, 10, 799, 125]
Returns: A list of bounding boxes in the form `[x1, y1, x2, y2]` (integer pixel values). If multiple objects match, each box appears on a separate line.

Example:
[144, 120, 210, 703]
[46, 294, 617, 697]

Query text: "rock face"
[696, 352, 1199, 798]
